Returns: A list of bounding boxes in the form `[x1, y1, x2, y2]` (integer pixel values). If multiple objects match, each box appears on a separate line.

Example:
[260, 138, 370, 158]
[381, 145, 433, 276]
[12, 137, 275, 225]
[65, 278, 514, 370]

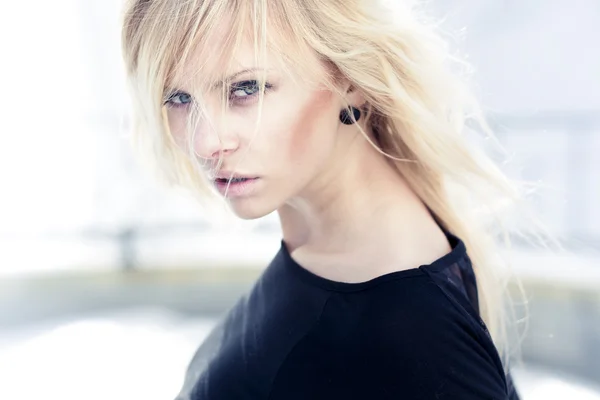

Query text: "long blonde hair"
[121, 0, 531, 370]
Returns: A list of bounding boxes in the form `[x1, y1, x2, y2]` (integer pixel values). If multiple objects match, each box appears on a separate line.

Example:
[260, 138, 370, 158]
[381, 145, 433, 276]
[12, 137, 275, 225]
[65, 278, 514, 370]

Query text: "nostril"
[211, 148, 234, 158]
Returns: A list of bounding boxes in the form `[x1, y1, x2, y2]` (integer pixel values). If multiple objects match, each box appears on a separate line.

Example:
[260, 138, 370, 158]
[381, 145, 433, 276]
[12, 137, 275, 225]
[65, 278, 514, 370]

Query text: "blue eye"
[230, 80, 259, 98]
[229, 80, 272, 103]
[165, 91, 193, 108]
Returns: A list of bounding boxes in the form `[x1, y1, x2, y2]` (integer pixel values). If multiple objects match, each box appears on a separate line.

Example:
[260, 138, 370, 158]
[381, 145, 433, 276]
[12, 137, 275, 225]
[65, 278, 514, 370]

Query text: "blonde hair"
[121, 0, 532, 371]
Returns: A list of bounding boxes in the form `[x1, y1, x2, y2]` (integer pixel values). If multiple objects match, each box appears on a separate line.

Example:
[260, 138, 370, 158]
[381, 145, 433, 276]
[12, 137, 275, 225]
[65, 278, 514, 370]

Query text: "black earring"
[339, 106, 361, 125]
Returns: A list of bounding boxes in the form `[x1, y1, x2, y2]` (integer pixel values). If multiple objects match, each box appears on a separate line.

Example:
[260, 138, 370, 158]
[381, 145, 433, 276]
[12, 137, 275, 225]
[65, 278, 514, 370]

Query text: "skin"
[166, 38, 451, 283]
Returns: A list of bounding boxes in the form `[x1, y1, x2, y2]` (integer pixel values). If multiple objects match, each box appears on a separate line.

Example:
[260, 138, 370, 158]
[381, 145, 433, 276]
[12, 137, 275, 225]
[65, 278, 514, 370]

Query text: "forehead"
[168, 19, 329, 92]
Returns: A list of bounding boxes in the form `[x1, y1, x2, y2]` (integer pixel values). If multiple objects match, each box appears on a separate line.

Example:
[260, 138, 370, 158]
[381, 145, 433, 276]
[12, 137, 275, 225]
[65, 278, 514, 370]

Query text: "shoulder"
[269, 278, 511, 400]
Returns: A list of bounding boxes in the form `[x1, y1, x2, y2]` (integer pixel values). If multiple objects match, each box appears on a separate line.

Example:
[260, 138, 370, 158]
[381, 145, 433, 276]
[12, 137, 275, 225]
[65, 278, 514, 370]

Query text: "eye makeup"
[229, 80, 273, 105]
[164, 91, 193, 108]
[164, 79, 274, 109]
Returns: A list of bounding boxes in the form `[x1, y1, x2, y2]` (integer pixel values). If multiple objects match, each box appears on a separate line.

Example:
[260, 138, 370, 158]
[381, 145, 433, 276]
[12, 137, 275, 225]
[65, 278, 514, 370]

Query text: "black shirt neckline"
[277, 231, 467, 293]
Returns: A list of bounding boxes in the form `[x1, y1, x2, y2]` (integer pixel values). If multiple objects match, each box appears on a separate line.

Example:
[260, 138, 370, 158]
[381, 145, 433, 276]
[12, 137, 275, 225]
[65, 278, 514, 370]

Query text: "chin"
[227, 198, 277, 220]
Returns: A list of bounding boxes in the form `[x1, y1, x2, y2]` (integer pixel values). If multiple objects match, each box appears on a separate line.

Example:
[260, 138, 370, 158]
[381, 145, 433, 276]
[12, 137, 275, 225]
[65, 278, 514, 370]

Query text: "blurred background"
[0, 0, 599, 399]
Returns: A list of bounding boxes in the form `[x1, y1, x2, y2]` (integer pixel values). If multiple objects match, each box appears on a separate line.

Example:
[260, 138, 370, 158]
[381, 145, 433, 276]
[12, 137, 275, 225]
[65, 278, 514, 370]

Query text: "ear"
[343, 83, 366, 109]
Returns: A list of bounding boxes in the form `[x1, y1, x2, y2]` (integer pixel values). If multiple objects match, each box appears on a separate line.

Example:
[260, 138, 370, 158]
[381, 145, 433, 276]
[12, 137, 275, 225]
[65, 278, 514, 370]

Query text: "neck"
[277, 128, 435, 257]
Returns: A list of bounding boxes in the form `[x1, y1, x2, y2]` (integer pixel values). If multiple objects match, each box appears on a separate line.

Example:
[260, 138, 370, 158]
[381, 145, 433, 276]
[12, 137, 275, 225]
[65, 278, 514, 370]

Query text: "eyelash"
[164, 80, 273, 109]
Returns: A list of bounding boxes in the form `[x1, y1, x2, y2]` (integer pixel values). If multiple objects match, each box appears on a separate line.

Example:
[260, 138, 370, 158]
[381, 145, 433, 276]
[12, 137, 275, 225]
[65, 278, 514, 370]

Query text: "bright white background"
[0, 1, 599, 399]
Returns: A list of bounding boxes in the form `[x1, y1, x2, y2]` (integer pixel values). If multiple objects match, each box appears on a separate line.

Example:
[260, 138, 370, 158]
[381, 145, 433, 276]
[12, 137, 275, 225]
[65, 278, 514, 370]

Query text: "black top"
[177, 233, 520, 400]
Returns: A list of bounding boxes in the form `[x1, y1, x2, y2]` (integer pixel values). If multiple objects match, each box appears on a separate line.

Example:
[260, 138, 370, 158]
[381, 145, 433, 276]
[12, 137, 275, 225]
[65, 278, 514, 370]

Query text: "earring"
[339, 106, 361, 125]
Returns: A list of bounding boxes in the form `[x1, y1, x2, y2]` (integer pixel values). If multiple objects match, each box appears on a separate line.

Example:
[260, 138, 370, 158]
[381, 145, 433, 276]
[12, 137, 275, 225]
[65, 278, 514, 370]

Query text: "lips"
[213, 176, 260, 197]
[215, 177, 255, 184]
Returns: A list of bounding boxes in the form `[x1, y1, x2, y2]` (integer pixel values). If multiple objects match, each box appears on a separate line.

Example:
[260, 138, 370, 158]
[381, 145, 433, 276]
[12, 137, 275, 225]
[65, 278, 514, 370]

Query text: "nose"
[193, 119, 239, 160]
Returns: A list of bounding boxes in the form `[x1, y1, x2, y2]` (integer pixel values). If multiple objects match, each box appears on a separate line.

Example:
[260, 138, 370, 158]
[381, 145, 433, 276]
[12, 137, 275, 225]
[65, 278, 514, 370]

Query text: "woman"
[121, 0, 523, 398]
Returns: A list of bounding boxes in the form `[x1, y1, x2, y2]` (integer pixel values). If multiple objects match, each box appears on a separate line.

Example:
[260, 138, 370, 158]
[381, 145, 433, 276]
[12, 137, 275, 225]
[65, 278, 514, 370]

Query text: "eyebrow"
[223, 67, 266, 82]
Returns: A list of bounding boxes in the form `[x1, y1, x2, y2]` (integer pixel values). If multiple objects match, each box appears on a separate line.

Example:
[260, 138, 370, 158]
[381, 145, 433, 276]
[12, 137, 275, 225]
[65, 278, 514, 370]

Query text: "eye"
[229, 80, 272, 103]
[165, 91, 193, 108]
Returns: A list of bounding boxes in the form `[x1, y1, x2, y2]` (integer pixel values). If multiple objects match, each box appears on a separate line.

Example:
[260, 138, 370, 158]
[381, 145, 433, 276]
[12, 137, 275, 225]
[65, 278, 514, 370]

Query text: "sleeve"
[268, 290, 514, 400]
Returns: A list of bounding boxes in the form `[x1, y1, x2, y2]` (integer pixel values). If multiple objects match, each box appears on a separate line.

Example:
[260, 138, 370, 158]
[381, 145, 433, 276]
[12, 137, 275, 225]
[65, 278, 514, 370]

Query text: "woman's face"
[166, 40, 352, 219]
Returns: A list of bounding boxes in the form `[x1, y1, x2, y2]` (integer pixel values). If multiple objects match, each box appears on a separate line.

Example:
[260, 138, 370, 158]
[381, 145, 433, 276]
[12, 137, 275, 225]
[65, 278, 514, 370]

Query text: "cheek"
[166, 109, 188, 149]
[286, 90, 337, 163]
